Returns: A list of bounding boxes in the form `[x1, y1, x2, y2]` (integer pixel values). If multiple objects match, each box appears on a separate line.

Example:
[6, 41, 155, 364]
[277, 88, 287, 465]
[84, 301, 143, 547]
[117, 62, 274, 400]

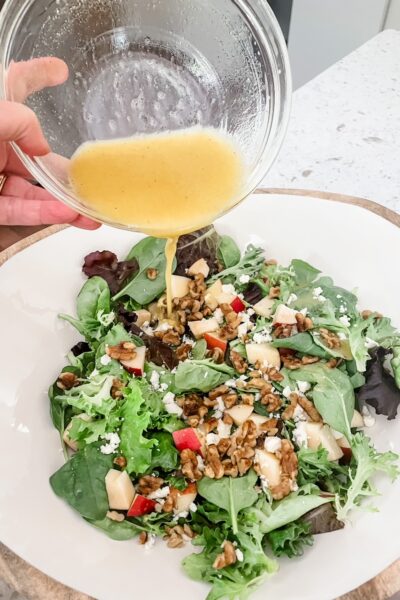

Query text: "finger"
[0, 101, 50, 155]
[0, 195, 101, 228]
[7, 57, 69, 103]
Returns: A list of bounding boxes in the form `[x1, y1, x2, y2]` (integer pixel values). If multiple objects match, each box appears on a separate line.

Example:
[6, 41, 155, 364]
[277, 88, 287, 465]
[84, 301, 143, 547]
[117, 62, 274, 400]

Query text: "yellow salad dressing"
[70, 127, 245, 314]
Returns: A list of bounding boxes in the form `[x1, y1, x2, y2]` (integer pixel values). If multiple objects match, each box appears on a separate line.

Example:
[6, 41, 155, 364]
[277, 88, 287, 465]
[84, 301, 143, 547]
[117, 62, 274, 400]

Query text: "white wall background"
[288, 0, 395, 89]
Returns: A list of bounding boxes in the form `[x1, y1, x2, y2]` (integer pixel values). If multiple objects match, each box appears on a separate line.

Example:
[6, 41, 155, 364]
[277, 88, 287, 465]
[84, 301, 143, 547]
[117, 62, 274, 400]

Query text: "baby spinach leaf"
[87, 516, 139, 541]
[217, 235, 241, 269]
[266, 520, 313, 558]
[175, 226, 220, 276]
[290, 259, 320, 287]
[174, 360, 234, 393]
[114, 237, 175, 304]
[191, 339, 207, 360]
[289, 364, 355, 440]
[272, 333, 329, 358]
[50, 445, 113, 520]
[148, 432, 178, 471]
[197, 471, 258, 534]
[120, 380, 157, 474]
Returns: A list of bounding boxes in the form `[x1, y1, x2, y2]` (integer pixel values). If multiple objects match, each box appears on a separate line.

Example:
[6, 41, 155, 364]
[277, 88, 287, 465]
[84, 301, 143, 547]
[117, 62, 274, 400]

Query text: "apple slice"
[105, 469, 135, 510]
[255, 449, 282, 487]
[304, 423, 344, 461]
[171, 483, 197, 513]
[204, 332, 227, 353]
[128, 494, 157, 517]
[225, 404, 254, 426]
[336, 435, 352, 462]
[189, 317, 219, 339]
[171, 275, 191, 299]
[351, 409, 364, 428]
[173, 428, 202, 453]
[121, 346, 146, 376]
[230, 296, 246, 313]
[188, 258, 210, 278]
[246, 342, 281, 369]
[206, 280, 235, 305]
[273, 304, 298, 325]
[249, 414, 269, 433]
[134, 309, 151, 327]
[253, 296, 275, 317]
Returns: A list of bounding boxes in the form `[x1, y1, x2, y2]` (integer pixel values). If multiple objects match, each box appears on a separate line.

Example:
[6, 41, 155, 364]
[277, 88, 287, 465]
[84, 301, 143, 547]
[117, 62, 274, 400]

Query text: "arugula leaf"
[120, 380, 157, 474]
[148, 432, 178, 472]
[114, 237, 176, 304]
[366, 316, 398, 344]
[50, 445, 113, 520]
[88, 516, 140, 540]
[208, 245, 265, 286]
[246, 489, 332, 534]
[288, 364, 355, 440]
[57, 373, 116, 417]
[335, 432, 399, 520]
[174, 359, 234, 393]
[266, 520, 313, 558]
[217, 235, 241, 269]
[290, 259, 320, 287]
[197, 471, 258, 534]
[60, 277, 114, 342]
[272, 333, 329, 358]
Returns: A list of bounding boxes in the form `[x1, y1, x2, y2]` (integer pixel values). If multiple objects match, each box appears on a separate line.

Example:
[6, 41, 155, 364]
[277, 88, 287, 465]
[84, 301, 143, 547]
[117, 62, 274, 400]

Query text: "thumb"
[0, 100, 50, 156]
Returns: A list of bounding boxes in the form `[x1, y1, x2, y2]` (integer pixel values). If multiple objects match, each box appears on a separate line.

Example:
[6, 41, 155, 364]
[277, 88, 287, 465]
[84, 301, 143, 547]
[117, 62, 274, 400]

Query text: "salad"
[49, 227, 400, 600]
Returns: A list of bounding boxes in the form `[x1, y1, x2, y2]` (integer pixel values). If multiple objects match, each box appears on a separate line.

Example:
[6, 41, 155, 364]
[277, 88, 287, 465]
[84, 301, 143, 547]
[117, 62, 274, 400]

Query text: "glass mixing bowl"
[0, 0, 291, 233]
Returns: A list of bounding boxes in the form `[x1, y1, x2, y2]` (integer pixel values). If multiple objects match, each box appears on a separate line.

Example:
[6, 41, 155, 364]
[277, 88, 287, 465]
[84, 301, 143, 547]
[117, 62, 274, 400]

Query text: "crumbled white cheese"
[287, 293, 298, 304]
[100, 354, 112, 366]
[293, 404, 308, 423]
[247, 308, 255, 316]
[313, 287, 326, 302]
[264, 436, 282, 453]
[182, 334, 195, 347]
[297, 381, 311, 394]
[150, 370, 160, 390]
[339, 305, 347, 314]
[237, 323, 249, 339]
[235, 548, 244, 562]
[100, 432, 121, 455]
[337, 332, 347, 340]
[292, 422, 308, 447]
[282, 386, 293, 399]
[148, 486, 170, 500]
[173, 510, 189, 521]
[224, 379, 237, 388]
[144, 533, 156, 551]
[291, 480, 299, 492]
[217, 419, 232, 439]
[222, 283, 236, 295]
[142, 322, 154, 335]
[213, 307, 224, 324]
[197, 455, 205, 471]
[206, 433, 220, 446]
[365, 337, 379, 349]
[336, 294, 342, 299]
[260, 475, 269, 493]
[163, 392, 183, 416]
[239, 374, 248, 381]
[156, 322, 172, 332]
[362, 406, 376, 427]
[212, 396, 225, 421]
[253, 327, 272, 344]
[239, 274, 250, 284]
[339, 315, 351, 327]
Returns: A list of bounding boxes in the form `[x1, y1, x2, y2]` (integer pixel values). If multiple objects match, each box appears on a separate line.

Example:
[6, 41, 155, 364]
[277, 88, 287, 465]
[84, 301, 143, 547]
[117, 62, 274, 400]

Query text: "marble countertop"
[264, 30, 400, 214]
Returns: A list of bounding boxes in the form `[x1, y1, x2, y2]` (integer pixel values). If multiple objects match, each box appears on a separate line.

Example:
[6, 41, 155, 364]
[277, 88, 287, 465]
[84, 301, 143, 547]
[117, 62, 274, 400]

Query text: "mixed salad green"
[49, 227, 400, 599]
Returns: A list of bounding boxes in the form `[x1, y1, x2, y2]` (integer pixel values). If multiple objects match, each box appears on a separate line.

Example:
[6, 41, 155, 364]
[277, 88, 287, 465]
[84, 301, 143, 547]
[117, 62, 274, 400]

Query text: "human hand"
[0, 57, 100, 229]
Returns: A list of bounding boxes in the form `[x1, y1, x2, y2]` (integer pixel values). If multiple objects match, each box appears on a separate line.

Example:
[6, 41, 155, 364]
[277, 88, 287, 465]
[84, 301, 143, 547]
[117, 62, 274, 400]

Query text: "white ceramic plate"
[0, 193, 399, 600]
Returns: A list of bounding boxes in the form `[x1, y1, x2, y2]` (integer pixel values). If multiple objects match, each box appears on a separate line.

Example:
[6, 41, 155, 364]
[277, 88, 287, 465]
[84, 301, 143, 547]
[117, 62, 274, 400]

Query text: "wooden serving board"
[0, 188, 399, 600]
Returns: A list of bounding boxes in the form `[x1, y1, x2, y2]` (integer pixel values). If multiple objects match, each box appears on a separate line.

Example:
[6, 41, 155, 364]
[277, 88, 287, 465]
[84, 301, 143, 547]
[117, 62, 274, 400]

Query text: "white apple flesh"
[253, 296, 275, 317]
[189, 317, 219, 339]
[273, 304, 298, 325]
[246, 343, 281, 369]
[171, 275, 191, 299]
[225, 404, 254, 426]
[248, 414, 269, 433]
[304, 422, 344, 461]
[351, 409, 364, 428]
[134, 309, 151, 327]
[105, 469, 136, 510]
[188, 258, 210, 278]
[120, 346, 146, 376]
[255, 449, 282, 487]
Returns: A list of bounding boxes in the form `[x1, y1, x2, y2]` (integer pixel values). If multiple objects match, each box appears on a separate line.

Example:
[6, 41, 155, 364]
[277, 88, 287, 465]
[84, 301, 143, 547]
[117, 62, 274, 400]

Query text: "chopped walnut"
[154, 328, 182, 346]
[301, 355, 320, 365]
[146, 267, 159, 280]
[217, 438, 231, 456]
[106, 511, 125, 522]
[162, 493, 176, 513]
[274, 323, 297, 339]
[111, 378, 125, 399]
[177, 393, 208, 420]
[213, 541, 237, 569]
[270, 439, 298, 501]
[361, 309, 382, 320]
[138, 475, 164, 495]
[56, 371, 78, 390]
[297, 396, 322, 422]
[113, 455, 127, 468]
[204, 445, 225, 479]
[107, 341, 136, 361]
[219, 303, 241, 340]
[319, 328, 341, 349]
[241, 393, 254, 406]
[282, 393, 299, 420]
[164, 524, 195, 548]
[269, 286, 280, 299]
[230, 349, 248, 374]
[282, 355, 303, 370]
[222, 459, 238, 477]
[296, 312, 313, 332]
[207, 347, 225, 364]
[209, 385, 229, 400]
[326, 358, 340, 368]
[188, 273, 207, 299]
[138, 531, 148, 545]
[176, 343, 192, 361]
[181, 448, 203, 481]
[260, 392, 282, 411]
[201, 418, 219, 434]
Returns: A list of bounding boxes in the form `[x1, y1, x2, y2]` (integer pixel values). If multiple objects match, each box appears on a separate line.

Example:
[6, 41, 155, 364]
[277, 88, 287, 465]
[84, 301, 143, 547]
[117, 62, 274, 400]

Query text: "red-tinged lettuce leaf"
[117, 306, 178, 370]
[175, 226, 220, 276]
[243, 282, 264, 305]
[357, 347, 400, 420]
[302, 503, 344, 534]
[83, 251, 139, 295]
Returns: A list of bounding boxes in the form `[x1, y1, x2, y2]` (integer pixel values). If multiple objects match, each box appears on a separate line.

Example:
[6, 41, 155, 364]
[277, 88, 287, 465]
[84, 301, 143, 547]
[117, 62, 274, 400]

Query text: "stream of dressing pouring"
[70, 126, 246, 315]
